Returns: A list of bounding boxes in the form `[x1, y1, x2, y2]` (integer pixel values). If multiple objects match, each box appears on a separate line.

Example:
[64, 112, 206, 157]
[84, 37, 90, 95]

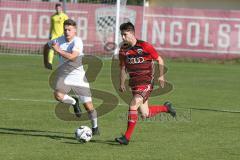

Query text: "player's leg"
[54, 90, 81, 117]
[47, 49, 54, 69]
[138, 99, 149, 119]
[138, 100, 176, 118]
[54, 91, 74, 103]
[148, 102, 176, 118]
[138, 84, 176, 118]
[53, 75, 81, 117]
[135, 84, 168, 118]
[43, 43, 52, 70]
[115, 94, 143, 145]
[82, 100, 99, 136]
[73, 85, 99, 135]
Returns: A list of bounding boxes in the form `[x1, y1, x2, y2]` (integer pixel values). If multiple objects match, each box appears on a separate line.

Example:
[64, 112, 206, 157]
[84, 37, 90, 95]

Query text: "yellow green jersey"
[50, 12, 68, 39]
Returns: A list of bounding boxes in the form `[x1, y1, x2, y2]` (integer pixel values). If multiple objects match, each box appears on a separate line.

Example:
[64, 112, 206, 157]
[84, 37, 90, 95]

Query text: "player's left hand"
[158, 76, 165, 88]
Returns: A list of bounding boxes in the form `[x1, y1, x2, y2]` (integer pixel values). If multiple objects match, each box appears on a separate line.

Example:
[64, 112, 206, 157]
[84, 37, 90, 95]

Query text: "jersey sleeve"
[72, 38, 83, 56]
[145, 42, 159, 60]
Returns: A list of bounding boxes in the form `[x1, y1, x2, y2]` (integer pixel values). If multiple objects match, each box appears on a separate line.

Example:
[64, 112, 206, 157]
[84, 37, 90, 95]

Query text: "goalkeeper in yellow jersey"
[44, 3, 68, 70]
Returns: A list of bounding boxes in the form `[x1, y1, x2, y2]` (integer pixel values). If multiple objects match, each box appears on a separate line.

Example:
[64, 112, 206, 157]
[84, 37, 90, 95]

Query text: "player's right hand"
[52, 43, 60, 53]
[119, 85, 126, 92]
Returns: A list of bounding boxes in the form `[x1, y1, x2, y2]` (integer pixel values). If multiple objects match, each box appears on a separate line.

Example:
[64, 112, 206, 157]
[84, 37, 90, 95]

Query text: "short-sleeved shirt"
[48, 35, 83, 64]
[48, 36, 88, 87]
[119, 40, 159, 87]
[50, 12, 68, 39]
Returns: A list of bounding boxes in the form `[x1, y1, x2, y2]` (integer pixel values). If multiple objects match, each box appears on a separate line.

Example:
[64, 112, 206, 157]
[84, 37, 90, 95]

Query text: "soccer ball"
[75, 126, 92, 143]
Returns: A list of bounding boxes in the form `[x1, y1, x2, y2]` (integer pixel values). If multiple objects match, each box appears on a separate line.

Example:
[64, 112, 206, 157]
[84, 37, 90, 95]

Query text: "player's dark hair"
[120, 22, 135, 33]
[55, 3, 62, 7]
[64, 19, 77, 27]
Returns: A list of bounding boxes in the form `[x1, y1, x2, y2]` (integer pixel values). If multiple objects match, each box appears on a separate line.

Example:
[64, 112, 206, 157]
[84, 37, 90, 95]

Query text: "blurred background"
[1, 0, 240, 59]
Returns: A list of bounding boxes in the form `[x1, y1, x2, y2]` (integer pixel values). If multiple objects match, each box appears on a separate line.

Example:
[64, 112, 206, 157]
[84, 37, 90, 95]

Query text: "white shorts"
[53, 71, 92, 103]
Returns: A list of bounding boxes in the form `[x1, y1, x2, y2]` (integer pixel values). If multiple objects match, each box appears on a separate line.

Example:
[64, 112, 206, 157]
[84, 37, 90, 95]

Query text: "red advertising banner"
[0, 1, 116, 53]
[143, 7, 240, 58]
[0, 1, 240, 58]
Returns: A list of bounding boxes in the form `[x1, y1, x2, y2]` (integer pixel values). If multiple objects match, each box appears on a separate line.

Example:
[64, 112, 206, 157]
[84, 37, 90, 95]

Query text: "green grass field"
[0, 54, 239, 160]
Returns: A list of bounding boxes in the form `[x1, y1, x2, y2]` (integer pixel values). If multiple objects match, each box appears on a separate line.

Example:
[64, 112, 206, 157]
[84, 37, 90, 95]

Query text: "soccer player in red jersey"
[115, 22, 176, 145]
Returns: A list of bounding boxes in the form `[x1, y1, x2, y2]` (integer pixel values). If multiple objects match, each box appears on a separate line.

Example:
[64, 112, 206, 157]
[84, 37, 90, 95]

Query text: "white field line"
[0, 97, 125, 106]
[0, 97, 55, 103]
[0, 97, 239, 113]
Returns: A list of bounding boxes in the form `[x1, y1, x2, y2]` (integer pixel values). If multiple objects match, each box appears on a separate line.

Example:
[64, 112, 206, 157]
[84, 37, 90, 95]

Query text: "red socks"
[124, 105, 168, 140]
[125, 110, 138, 140]
[148, 105, 168, 117]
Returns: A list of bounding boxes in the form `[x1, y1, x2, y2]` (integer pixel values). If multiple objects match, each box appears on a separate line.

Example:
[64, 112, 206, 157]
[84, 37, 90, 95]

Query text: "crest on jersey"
[95, 7, 136, 46]
[137, 49, 143, 55]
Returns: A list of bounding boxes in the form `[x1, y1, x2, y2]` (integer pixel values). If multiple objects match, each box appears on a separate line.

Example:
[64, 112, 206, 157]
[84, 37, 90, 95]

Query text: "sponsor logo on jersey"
[127, 56, 144, 64]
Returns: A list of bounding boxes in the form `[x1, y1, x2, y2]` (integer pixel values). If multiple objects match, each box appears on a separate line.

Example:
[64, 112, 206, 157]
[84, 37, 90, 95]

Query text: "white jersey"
[48, 35, 83, 65]
[48, 36, 89, 88]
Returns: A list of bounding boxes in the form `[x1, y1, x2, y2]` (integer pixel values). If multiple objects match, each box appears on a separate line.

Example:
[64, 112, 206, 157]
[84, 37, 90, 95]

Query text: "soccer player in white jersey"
[44, 19, 99, 135]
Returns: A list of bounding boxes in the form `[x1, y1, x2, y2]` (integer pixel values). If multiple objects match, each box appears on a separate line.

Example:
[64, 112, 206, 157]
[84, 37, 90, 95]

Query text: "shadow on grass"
[0, 127, 74, 141]
[90, 139, 122, 146]
[62, 139, 122, 146]
[0, 127, 123, 146]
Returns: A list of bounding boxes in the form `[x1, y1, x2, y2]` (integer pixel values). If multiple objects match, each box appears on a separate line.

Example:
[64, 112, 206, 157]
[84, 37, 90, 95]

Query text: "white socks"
[62, 94, 76, 105]
[62, 96, 98, 128]
[88, 109, 98, 128]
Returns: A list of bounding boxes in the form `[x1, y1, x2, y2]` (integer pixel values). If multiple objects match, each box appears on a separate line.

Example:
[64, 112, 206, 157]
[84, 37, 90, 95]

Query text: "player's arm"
[119, 52, 127, 92]
[147, 43, 165, 88]
[43, 43, 50, 67]
[156, 55, 165, 88]
[52, 43, 78, 61]
[119, 65, 127, 92]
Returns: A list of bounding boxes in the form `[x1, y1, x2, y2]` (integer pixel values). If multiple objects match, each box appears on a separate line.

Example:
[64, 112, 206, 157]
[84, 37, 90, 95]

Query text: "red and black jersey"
[119, 40, 159, 87]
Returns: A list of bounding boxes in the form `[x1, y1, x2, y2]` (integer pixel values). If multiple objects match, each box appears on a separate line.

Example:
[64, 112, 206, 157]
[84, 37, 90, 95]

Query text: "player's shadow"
[62, 139, 122, 146]
[0, 127, 130, 146]
[0, 127, 75, 141]
[90, 139, 122, 146]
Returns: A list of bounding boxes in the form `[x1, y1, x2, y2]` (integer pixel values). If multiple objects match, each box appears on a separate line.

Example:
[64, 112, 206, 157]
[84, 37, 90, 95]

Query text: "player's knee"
[129, 105, 138, 111]
[140, 113, 148, 119]
[83, 101, 94, 111]
[54, 92, 63, 101]
[130, 96, 143, 107]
